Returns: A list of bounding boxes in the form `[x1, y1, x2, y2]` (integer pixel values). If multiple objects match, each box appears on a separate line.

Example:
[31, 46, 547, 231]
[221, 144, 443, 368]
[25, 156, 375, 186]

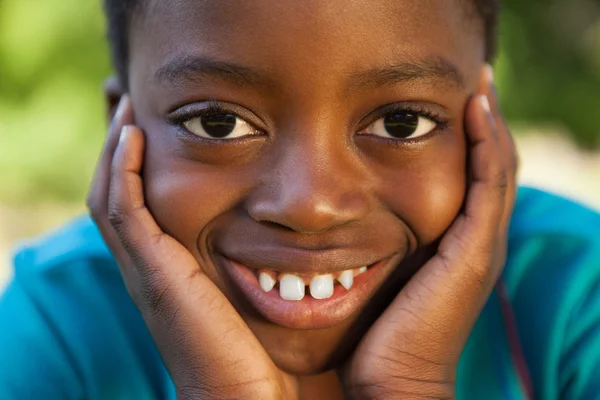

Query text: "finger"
[107, 125, 231, 319]
[417, 88, 512, 307]
[351, 82, 516, 375]
[106, 127, 275, 388]
[107, 124, 187, 305]
[87, 95, 134, 263]
[439, 92, 507, 261]
[481, 65, 518, 234]
[415, 91, 510, 313]
[87, 95, 133, 213]
[424, 91, 508, 304]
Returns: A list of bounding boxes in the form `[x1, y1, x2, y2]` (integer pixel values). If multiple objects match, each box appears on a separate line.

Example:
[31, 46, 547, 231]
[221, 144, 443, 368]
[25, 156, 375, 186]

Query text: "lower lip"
[219, 256, 390, 329]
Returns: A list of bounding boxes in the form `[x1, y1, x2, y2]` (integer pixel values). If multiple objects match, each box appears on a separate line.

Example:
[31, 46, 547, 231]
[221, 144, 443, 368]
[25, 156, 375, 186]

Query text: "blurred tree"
[496, 0, 600, 148]
[0, 0, 598, 205]
[0, 0, 111, 205]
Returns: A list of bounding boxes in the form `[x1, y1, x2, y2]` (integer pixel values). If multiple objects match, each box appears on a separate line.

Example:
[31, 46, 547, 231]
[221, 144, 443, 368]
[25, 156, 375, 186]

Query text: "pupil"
[383, 112, 419, 138]
[200, 114, 237, 138]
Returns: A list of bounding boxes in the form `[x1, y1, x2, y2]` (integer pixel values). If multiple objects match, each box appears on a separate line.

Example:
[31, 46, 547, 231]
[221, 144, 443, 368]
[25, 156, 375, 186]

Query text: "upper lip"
[213, 217, 407, 274]
[220, 245, 394, 274]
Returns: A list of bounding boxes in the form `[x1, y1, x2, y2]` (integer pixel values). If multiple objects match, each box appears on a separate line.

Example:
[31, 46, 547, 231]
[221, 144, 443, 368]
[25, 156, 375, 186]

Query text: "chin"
[233, 247, 436, 376]
[267, 342, 341, 376]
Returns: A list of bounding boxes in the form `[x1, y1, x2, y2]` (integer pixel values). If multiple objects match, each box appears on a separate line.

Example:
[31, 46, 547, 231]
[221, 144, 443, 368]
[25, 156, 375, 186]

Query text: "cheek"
[142, 134, 247, 256]
[375, 132, 467, 245]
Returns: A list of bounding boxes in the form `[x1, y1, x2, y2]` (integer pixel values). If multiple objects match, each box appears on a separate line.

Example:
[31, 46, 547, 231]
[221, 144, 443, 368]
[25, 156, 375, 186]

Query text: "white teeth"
[279, 274, 305, 301]
[258, 272, 276, 292]
[337, 270, 354, 290]
[310, 275, 334, 299]
[258, 266, 367, 300]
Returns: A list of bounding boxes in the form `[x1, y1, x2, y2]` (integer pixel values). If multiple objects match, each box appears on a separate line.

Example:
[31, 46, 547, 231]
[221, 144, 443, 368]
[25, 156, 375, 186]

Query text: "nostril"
[246, 184, 371, 234]
[261, 220, 295, 232]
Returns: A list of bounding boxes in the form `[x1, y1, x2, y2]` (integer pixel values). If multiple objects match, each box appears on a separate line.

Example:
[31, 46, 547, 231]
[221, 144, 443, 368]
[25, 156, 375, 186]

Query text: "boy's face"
[125, 0, 484, 374]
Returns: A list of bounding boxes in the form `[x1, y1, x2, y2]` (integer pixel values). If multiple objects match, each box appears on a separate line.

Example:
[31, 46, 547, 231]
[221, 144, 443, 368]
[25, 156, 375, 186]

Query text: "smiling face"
[125, 0, 486, 374]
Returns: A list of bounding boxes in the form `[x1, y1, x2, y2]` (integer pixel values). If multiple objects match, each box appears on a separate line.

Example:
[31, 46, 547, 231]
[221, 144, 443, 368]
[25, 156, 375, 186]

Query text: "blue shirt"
[1, 187, 600, 399]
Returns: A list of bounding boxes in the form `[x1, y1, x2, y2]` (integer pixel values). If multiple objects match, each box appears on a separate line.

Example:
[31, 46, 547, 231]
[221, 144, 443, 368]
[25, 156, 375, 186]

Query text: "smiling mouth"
[255, 266, 369, 300]
[219, 255, 394, 329]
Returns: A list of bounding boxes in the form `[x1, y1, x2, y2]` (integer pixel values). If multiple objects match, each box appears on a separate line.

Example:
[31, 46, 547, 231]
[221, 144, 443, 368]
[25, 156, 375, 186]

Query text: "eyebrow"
[154, 55, 274, 89]
[347, 56, 466, 91]
[154, 54, 465, 92]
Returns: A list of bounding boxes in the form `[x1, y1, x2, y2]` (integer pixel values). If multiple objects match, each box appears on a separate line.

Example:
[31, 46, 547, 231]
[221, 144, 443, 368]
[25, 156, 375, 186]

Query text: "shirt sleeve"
[0, 272, 84, 399]
[559, 263, 600, 399]
[503, 188, 600, 399]
[0, 217, 175, 399]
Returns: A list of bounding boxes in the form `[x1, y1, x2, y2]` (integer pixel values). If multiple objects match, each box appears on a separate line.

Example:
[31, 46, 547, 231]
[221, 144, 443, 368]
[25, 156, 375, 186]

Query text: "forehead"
[130, 0, 484, 96]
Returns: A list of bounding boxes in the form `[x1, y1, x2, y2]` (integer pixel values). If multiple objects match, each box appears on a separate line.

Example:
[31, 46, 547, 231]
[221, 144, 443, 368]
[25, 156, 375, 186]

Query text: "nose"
[246, 135, 371, 233]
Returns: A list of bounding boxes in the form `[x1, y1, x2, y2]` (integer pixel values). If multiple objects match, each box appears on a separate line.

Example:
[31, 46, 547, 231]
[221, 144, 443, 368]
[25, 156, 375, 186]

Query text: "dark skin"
[88, 0, 517, 398]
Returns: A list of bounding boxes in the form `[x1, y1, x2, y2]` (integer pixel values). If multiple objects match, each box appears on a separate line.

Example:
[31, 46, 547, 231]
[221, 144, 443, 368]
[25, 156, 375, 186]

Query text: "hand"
[340, 66, 517, 400]
[87, 97, 295, 400]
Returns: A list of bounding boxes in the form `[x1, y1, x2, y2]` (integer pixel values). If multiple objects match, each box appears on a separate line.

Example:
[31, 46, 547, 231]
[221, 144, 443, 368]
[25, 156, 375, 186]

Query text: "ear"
[103, 76, 125, 123]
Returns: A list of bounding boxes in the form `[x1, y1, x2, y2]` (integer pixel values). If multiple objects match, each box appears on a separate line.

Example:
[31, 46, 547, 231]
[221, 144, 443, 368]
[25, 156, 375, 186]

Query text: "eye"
[361, 111, 438, 140]
[183, 113, 259, 139]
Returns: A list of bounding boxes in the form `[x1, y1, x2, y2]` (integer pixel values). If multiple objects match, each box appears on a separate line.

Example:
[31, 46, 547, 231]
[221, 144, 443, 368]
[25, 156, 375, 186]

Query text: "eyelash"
[375, 104, 447, 128]
[359, 104, 450, 144]
[168, 100, 246, 126]
[168, 101, 449, 141]
[167, 100, 264, 142]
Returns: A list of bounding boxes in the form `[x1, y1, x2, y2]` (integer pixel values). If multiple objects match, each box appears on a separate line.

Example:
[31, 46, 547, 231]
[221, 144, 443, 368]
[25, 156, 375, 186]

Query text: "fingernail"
[480, 95, 491, 114]
[484, 64, 494, 86]
[484, 64, 499, 101]
[119, 125, 130, 146]
[113, 95, 130, 124]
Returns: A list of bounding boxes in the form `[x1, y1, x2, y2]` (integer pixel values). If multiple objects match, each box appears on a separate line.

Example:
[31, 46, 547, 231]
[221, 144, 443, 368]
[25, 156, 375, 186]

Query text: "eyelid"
[354, 102, 451, 145]
[167, 100, 267, 133]
[357, 101, 450, 131]
[166, 100, 450, 143]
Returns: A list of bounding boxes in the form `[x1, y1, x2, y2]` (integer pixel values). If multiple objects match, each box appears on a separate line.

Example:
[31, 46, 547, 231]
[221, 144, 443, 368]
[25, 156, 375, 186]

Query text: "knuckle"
[107, 206, 129, 232]
[142, 283, 171, 318]
[115, 240, 171, 317]
[138, 267, 173, 317]
[176, 386, 208, 400]
[86, 197, 104, 220]
[509, 151, 519, 174]
[465, 258, 494, 290]
[493, 169, 509, 195]
[464, 241, 500, 287]
[444, 235, 497, 290]
[86, 197, 99, 216]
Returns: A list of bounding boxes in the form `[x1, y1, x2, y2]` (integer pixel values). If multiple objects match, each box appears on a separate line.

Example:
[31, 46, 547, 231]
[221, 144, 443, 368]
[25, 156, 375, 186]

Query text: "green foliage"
[0, 0, 599, 205]
[0, 1, 111, 204]
[495, 0, 600, 148]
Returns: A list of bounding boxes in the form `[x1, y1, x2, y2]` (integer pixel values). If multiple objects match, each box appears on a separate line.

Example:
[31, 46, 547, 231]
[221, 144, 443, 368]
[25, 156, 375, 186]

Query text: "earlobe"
[103, 76, 125, 123]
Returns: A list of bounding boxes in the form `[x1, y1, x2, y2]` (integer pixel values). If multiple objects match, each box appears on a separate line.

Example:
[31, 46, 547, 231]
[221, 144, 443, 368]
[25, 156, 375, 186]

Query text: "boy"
[1, 0, 600, 398]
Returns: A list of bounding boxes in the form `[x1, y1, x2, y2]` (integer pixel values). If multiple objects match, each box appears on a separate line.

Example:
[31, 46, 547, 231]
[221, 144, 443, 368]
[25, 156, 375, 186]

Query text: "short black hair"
[104, 0, 502, 89]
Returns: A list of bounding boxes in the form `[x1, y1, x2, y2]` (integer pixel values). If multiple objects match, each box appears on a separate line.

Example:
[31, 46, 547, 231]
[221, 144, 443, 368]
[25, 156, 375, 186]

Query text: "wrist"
[176, 378, 292, 400]
[347, 379, 455, 400]
[343, 362, 456, 400]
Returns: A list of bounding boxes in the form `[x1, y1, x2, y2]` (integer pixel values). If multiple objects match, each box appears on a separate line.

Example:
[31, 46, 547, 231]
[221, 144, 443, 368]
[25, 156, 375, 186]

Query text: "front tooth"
[259, 272, 276, 292]
[337, 270, 354, 290]
[279, 274, 305, 301]
[357, 266, 368, 275]
[310, 275, 334, 299]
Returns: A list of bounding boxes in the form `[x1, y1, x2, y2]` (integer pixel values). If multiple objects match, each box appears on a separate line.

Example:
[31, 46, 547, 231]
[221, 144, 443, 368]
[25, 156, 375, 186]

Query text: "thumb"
[107, 125, 286, 397]
[365, 90, 514, 370]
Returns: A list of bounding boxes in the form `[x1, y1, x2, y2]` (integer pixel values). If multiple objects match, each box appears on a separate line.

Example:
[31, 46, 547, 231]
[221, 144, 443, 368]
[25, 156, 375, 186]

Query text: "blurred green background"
[0, 0, 108, 205]
[0, 0, 599, 289]
[1, 0, 599, 206]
